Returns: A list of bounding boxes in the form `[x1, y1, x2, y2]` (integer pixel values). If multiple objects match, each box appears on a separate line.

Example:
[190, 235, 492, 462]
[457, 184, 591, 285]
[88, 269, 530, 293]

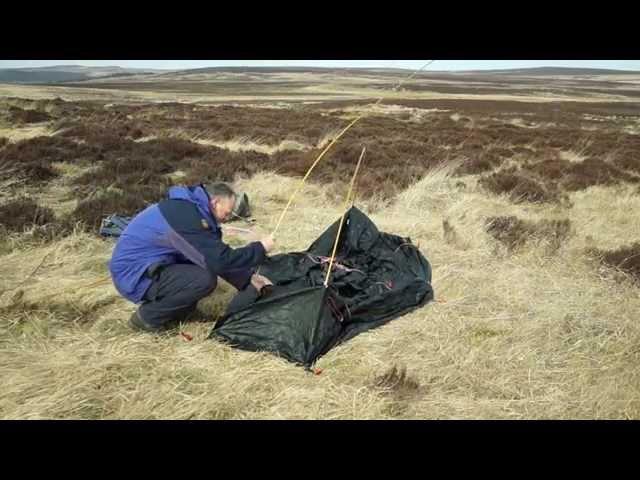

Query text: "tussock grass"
[0, 198, 56, 233]
[1, 165, 639, 419]
[1, 91, 639, 419]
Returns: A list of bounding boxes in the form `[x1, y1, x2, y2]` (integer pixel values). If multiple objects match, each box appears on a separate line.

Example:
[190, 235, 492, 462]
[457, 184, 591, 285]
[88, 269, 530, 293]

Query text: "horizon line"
[2, 64, 640, 73]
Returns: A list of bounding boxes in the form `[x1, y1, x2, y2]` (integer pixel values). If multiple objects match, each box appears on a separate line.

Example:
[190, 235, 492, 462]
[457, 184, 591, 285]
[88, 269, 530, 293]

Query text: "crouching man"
[109, 182, 274, 332]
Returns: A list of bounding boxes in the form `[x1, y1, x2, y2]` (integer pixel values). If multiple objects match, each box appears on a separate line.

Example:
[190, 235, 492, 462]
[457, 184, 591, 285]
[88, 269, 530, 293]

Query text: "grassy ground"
[0, 76, 639, 419]
[1, 168, 638, 419]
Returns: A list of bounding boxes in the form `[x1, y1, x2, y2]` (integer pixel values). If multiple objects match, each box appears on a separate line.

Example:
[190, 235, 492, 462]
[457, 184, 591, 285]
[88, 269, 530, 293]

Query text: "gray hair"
[205, 182, 236, 200]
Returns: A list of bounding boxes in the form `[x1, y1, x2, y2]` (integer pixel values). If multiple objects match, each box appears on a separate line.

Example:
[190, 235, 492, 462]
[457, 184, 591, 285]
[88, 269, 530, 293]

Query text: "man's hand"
[260, 235, 275, 253]
[250, 273, 273, 292]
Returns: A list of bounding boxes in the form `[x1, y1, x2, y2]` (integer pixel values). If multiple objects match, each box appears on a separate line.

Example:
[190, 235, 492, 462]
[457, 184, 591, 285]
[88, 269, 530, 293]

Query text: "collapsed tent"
[209, 206, 434, 369]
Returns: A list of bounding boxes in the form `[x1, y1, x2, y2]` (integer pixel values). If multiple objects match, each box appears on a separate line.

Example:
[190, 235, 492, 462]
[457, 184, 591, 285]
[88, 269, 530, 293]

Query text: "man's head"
[205, 182, 237, 223]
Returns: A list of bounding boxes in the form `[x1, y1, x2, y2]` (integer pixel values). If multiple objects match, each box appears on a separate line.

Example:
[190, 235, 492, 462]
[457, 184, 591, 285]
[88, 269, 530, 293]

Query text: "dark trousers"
[137, 263, 252, 328]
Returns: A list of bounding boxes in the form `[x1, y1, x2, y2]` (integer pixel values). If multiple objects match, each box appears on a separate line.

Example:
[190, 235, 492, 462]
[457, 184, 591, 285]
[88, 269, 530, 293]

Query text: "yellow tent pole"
[270, 115, 362, 237]
[63, 63, 437, 289]
[22, 63, 436, 297]
[270, 60, 435, 239]
[374, 60, 435, 103]
[323, 146, 367, 287]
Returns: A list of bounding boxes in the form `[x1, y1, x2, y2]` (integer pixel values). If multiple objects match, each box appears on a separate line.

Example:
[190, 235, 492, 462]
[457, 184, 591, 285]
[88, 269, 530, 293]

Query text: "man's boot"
[128, 309, 167, 333]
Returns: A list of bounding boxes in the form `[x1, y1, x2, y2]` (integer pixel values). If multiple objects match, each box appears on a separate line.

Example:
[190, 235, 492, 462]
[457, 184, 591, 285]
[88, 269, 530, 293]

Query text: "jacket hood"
[168, 185, 218, 229]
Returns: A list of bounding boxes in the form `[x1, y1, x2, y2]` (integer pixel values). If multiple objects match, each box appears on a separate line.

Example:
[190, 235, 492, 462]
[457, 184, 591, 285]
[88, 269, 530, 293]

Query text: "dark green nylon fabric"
[210, 206, 434, 368]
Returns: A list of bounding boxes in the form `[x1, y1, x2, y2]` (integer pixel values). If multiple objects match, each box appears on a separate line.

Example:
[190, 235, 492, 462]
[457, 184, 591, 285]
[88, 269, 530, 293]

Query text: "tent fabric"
[210, 206, 434, 368]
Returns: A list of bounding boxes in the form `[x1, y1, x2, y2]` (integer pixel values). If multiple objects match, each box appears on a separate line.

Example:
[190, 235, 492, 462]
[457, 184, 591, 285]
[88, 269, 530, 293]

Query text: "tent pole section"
[324, 146, 367, 288]
[269, 60, 435, 240]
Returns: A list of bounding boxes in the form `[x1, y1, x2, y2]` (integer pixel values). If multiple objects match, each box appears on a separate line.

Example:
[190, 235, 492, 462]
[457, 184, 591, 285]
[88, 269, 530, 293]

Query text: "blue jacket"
[109, 184, 266, 303]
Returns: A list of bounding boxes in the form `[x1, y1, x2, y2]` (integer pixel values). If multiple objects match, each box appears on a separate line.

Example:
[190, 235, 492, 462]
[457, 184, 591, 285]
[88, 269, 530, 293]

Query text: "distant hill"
[459, 67, 640, 76]
[150, 66, 379, 78]
[2, 65, 638, 85]
[0, 70, 92, 83]
[0, 65, 165, 84]
[150, 65, 640, 76]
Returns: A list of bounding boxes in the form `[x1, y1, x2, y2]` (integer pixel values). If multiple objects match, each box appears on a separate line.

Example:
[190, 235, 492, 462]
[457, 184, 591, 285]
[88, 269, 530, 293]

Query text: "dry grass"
[566, 184, 640, 251]
[162, 126, 344, 154]
[1, 164, 639, 419]
[485, 216, 572, 252]
[151, 132, 312, 155]
[0, 125, 55, 142]
[559, 150, 587, 164]
[1, 82, 639, 419]
[588, 243, 640, 285]
[0, 198, 56, 233]
[1, 75, 638, 111]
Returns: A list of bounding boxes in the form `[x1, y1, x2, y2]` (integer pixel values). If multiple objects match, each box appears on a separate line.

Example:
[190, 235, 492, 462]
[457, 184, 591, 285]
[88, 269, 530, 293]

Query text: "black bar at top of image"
[1, 13, 637, 60]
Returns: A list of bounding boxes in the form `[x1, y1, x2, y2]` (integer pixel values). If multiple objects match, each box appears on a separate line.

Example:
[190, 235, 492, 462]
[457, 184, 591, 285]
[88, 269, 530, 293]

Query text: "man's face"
[211, 195, 236, 223]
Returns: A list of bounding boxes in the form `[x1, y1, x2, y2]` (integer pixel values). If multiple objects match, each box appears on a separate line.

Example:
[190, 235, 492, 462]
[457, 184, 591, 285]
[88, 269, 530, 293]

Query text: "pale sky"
[1, 60, 640, 71]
